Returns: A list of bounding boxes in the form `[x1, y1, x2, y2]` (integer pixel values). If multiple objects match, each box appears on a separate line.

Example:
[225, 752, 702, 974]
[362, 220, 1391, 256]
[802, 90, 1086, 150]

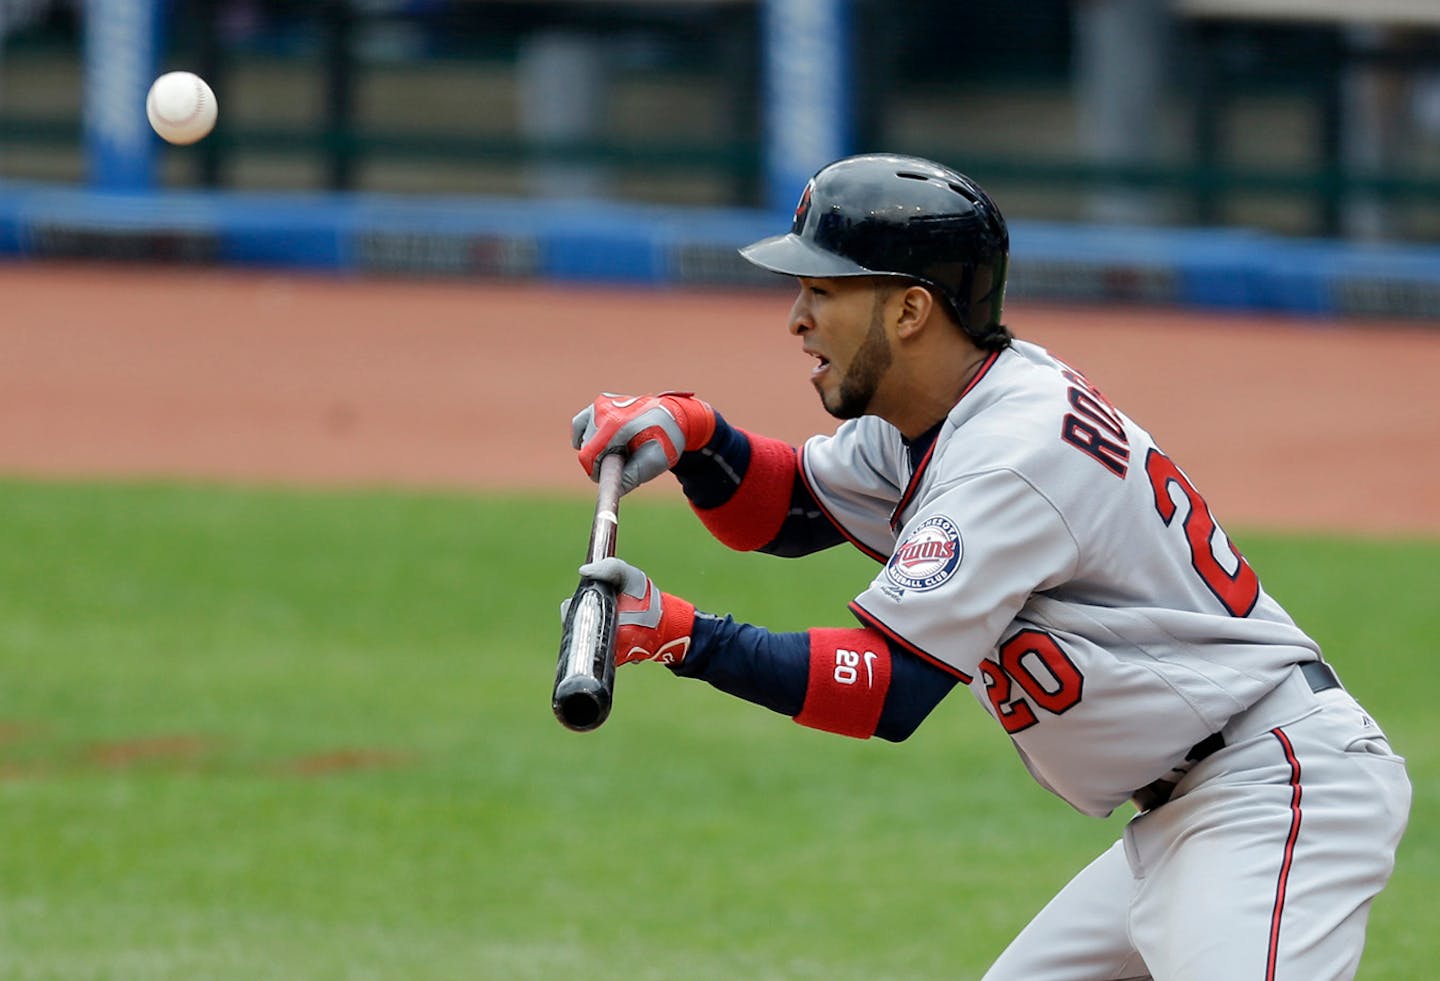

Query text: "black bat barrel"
[552, 578, 618, 731]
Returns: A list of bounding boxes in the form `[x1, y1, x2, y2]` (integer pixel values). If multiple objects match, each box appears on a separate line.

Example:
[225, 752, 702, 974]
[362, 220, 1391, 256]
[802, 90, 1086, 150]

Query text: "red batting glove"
[578, 557, 696, 666]
[571, 392, 717, 494]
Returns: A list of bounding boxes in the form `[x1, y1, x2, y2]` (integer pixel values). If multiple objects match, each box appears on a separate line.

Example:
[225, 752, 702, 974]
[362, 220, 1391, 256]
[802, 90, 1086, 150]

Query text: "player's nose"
[787, 291, 812, 336]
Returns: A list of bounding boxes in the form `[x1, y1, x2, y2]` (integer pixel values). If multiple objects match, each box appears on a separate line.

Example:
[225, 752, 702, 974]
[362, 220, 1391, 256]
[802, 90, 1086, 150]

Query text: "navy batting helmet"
[740, 154, 1009, 347]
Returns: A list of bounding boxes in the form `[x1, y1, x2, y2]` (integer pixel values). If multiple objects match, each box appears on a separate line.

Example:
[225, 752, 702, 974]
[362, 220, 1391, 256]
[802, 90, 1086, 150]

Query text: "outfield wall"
[2, 181, 1439, 320]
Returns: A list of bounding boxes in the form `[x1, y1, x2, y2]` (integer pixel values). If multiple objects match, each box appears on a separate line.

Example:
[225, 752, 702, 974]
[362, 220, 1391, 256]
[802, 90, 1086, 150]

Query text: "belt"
[1130, 660, 1342, 812]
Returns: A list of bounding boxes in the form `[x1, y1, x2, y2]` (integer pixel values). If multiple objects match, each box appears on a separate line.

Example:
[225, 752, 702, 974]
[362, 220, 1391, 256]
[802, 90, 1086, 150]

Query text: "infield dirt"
[2, 263, 1437, 538]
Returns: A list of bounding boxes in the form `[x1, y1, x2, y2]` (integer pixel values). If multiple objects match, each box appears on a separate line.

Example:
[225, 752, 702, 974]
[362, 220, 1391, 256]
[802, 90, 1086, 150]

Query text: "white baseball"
[145, 71, 217, 145]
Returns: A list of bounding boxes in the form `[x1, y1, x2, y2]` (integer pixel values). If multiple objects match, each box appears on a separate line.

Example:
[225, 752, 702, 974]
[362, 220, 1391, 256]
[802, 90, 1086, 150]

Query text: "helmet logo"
[792, 182, 814, 233]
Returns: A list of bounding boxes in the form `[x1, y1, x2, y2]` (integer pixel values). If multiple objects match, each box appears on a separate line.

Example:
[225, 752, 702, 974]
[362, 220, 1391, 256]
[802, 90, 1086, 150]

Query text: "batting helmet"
[739, 154, 1010, 347]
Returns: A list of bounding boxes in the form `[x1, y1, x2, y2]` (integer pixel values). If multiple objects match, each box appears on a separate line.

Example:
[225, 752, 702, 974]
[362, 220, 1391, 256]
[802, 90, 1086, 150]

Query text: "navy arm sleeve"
[759, 478, 847, 558]
[671, 412, 845, 557]
[671, 611, 960, 742]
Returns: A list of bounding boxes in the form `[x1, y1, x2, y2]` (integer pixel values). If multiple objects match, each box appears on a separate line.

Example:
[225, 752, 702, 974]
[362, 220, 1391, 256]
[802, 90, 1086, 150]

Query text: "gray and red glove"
[571, 392, 716, 495]
[579, 557, 696, 667]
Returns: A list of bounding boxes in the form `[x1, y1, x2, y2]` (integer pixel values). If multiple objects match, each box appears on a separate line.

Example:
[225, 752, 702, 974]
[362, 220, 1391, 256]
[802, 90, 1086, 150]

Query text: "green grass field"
[0, 479, 1433, 979]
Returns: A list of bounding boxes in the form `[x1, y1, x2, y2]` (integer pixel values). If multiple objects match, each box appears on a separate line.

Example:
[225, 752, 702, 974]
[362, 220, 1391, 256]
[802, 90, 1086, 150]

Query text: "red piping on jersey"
[850, 600, 974, 684]
[890, 434, 940, 533]
[797, 443, 889, 563]
[1266, 727, 1304, 981]
[890, 350, 1002, 530]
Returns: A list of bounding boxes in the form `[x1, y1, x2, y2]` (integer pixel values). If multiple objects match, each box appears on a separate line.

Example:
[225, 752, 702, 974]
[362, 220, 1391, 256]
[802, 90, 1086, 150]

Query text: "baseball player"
[568, 154, 1411, 979]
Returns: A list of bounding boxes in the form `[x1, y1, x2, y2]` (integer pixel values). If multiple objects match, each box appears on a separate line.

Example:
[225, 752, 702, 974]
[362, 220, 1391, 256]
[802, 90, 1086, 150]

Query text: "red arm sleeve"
[793, 628, 894, 738]
[689, 430, 799, 552]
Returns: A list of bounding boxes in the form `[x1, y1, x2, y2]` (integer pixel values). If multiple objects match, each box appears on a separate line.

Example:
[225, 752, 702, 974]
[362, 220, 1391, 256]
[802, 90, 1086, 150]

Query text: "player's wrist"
[658, 591, 697, 643]
[617, 591, 696, 667]
[658, 392, 717, 451]
[651, 591, 698, 666]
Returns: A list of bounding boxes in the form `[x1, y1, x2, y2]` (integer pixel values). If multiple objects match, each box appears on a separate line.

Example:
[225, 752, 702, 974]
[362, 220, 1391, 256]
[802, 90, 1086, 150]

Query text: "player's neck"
[880, 342, 990, 439]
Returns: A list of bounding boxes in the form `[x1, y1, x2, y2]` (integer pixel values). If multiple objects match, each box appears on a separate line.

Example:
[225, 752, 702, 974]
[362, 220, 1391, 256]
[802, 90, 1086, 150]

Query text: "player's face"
[789, 277, 895, 420]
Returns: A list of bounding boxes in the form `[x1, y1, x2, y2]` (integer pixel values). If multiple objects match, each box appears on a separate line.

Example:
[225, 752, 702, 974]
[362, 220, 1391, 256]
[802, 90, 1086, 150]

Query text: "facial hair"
[825, 300, 893, 420]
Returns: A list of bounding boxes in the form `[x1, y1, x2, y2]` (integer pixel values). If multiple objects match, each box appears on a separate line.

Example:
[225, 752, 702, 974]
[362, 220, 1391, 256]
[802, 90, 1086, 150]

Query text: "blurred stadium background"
[2, 0, 1440, 315]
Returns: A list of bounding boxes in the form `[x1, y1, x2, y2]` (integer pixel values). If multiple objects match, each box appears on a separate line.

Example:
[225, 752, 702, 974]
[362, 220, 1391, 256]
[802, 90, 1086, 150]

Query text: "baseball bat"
[551, 452, 625, 732]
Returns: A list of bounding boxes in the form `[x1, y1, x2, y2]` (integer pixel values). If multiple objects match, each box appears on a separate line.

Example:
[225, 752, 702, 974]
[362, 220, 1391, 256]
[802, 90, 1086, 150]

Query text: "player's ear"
[893, 283, 937, 340]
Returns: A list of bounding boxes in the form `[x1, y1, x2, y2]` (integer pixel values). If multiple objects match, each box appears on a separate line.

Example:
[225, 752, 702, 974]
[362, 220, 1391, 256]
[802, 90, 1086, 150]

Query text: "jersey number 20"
[981, 630, 1084, 735]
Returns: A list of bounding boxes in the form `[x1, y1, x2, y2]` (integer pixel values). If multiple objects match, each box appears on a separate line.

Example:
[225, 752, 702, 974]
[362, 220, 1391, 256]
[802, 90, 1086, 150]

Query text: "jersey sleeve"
[850, 469, 1081, 678]
[797, 418, 909, 561]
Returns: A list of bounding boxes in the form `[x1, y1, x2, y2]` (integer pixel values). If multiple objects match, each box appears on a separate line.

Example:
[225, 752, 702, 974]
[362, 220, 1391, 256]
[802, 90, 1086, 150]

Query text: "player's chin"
[817, 383, 864, 421]
[811, 374, 835, 409]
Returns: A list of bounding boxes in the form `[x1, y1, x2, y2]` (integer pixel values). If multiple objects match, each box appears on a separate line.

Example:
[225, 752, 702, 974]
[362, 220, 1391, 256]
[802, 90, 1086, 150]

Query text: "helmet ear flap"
[968, 258, 1006, 331]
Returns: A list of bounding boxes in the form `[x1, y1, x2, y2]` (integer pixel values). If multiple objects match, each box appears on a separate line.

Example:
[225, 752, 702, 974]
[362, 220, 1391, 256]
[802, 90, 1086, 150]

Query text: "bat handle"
[587, 452, 625, 564]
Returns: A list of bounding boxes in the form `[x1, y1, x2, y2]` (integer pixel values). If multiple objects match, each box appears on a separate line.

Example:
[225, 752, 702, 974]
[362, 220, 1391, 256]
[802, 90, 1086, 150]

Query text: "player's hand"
[571, 392, 716, 494]
[578, 556, 696, 666]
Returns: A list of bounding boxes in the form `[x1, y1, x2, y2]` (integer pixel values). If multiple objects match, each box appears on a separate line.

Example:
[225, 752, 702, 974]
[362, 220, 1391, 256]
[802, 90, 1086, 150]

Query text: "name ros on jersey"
[1060, 367, 1130, 478]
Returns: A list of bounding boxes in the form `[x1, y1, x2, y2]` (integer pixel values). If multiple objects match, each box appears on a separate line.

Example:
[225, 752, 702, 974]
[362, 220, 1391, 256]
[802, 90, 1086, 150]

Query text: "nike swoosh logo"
[607, 396, 640, 408]
[863, 650, 877, 687]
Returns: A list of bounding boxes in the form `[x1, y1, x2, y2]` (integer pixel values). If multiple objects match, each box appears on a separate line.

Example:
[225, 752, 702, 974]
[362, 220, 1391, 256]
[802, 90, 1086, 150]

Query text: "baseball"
[145, 71, 217, 145]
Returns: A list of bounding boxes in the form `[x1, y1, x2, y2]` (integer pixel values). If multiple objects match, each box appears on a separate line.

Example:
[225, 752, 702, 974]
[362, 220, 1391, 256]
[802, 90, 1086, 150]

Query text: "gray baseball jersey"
[800, 339, 1320, 817]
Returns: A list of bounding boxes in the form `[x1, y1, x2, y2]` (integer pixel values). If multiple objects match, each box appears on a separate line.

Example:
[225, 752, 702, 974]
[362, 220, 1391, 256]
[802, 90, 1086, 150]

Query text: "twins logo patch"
[885, 516, 963, 592]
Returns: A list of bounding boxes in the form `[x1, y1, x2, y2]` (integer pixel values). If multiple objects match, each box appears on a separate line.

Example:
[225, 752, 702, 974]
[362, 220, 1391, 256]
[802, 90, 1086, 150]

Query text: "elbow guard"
[691, 431, 797, 551]
[793, 628, 893, 739]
